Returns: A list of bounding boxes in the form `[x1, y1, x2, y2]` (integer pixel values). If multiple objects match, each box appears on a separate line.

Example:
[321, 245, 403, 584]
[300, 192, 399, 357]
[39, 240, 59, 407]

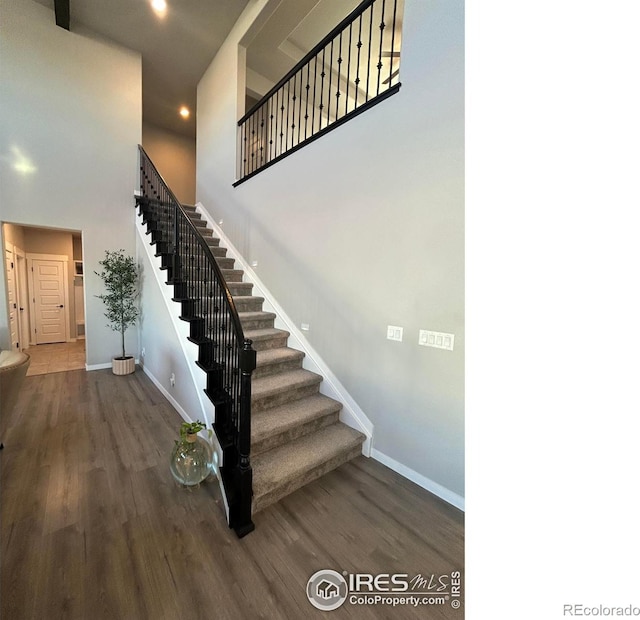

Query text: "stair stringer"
[194, 202, 374, 456]
[135, 212, 232, 521]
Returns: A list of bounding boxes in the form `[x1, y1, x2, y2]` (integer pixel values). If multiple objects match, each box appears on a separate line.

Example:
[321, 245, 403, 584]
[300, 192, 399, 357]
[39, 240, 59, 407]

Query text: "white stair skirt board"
[194, 202, 374, 456]
[372, 449, 465, 512]
[135, 214, 229, 522]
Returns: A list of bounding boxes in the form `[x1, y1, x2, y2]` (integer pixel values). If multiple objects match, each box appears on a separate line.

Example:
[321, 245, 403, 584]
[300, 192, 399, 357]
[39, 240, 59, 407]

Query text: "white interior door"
[32, 259, 68, 344]
[4, 249, 19, 350]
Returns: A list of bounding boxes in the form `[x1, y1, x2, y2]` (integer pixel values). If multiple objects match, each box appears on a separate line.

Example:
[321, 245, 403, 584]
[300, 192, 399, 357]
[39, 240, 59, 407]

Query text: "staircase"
[177, 205, 365, 514]
[136, 147, 365, 534]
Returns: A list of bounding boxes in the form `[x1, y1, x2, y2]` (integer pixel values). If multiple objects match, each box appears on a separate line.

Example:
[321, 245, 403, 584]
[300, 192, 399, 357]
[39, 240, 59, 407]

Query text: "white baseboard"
[86, 362, 111, 371]
[141, 364, 192, 423]
[371, 449, 465, 512]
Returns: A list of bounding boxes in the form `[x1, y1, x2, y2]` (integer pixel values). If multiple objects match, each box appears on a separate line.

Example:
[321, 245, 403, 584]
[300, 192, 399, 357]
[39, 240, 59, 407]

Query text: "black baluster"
[312, 55, 318, 134]
[365, 5, 374, 102]
[389, 0, 398, 87]
[336, 31, 343, 121]
[297, 69, 304, 145]
[328, 39, 334, 125]
[376, 0, 386, 96]
[346, 22, 353, 116]
[319, 47, 326, 130]
[279, 87, 285, 156]
[289, 75, 295, 150]
[355, 14, 363, 108]
[304, 62, 311, 140]
[268, 97, 274, 163]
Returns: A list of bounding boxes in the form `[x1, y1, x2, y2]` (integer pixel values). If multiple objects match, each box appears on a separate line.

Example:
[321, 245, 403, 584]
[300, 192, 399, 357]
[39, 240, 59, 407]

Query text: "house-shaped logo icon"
[316, 579, 340, 600]
[306, 569, 348, 611]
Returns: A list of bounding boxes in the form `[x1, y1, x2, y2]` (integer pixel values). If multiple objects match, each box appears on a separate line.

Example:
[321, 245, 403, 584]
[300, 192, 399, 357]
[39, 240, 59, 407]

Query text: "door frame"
[27, 253, 71, 344]
[15, 247, 31, 349]
[4, 243, 19, 350]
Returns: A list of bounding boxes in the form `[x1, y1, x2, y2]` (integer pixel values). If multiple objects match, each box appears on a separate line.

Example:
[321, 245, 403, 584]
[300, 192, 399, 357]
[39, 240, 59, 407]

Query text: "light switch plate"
[419, 330, 454, 350]
[387, 325, 403, 342]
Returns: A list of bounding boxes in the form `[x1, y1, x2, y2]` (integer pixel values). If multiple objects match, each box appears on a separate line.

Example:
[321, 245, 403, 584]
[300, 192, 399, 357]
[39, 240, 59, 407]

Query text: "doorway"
[2, 223, 86, 375]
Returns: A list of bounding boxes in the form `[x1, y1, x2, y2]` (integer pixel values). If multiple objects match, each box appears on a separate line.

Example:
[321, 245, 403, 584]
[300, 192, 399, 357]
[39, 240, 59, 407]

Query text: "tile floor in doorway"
[24, 340, 86, 376]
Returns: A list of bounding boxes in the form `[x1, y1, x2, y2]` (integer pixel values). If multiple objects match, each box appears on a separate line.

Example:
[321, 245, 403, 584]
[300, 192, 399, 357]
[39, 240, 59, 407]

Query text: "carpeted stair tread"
[251, 423, 365, 513]
[255, 347, 304, 368]
[239, 310, 275, 322]
[221, 269, 244, 282]
[252, 394, 342, 452]
[251, 368, 322, 401]
[253, 347, 304, 378]
[244, 330, 289, 351]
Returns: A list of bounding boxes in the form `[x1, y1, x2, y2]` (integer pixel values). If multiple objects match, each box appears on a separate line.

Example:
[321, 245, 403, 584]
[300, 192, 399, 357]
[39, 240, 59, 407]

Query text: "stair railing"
[235, 0, 402, 185]
[137, 145, 256, 537]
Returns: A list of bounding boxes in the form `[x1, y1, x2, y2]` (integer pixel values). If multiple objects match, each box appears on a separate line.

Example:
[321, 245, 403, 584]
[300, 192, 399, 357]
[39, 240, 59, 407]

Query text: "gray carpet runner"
[183, 206, 365, 514]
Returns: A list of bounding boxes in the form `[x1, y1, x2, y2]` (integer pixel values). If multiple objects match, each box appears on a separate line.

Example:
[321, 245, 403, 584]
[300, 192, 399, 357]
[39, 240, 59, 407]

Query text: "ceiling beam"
[54, 0, 70, 30]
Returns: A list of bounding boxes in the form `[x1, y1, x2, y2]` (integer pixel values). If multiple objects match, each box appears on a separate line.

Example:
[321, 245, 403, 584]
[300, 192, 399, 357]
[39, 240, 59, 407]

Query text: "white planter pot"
[112, 356, 135, 375]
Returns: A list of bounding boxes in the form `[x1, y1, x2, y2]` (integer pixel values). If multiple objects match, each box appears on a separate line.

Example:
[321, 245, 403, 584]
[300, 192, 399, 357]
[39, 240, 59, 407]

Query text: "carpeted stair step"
[239, 310, 276, 330]
[206, 246, 227, 258]
[233, 296, 265, 312]
[244, 327, 289, 351]
[252, 394, 342, 456]
[215, 256, 235, 269]
[251, 423, 365, 514]
[188, 217, 208, 228]
[226, 281, 253, 296]
[221, 269, 244, 282]
[254, 347, 304, 378]
[251, 368, 322, 413]
[202, 235, 221, 247]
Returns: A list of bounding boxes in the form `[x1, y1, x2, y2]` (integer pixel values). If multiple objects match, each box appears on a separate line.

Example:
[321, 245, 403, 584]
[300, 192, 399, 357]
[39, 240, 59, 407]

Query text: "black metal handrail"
[235, 0, 402, 185]
[137, 145, 256, 537]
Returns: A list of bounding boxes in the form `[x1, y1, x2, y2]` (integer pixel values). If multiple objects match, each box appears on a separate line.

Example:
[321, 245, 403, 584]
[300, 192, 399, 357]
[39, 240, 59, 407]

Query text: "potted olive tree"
[95, 249, 139, 375]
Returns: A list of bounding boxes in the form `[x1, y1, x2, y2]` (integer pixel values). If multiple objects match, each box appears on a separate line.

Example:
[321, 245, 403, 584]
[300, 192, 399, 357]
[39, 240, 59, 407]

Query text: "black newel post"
[232, 338, 256, 537]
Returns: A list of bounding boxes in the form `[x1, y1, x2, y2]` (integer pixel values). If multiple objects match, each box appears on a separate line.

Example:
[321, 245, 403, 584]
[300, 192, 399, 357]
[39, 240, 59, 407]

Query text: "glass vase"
[169, 433, 212, 486]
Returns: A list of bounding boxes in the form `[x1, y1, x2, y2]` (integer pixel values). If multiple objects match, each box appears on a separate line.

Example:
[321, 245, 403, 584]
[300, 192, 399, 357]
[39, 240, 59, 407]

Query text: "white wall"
[142, 123, 196, 205]
[197, 0, 464, 499]
[0, 0, 142, 365]
[136, 233, 204, 424]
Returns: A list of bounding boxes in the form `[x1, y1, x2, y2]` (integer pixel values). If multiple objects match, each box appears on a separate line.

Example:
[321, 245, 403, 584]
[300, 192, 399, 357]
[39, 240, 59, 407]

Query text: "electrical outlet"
[170, 373, 175, 387]
[301, 323, 310, 331]
[387, 325, 403, 342]
[141, 347, 145, 357]
[419, 330, 454, 351]
[251, 260, 258, 268]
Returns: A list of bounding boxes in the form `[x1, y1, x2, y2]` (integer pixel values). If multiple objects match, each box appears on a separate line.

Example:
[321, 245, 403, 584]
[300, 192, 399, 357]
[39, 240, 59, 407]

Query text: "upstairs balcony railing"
[137, 145, 256, 537]
[235, 0, 402, 185]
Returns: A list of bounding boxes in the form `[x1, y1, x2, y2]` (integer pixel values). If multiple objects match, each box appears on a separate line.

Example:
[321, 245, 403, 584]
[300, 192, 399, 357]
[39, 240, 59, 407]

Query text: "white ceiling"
[32, 0, 250, 138]
[29, 0, 401, 138]
[246, 0, 361, 87]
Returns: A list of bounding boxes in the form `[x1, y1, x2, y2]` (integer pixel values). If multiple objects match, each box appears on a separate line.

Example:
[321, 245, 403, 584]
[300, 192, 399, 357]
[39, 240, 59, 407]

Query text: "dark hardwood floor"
[1, 368, 464, 619]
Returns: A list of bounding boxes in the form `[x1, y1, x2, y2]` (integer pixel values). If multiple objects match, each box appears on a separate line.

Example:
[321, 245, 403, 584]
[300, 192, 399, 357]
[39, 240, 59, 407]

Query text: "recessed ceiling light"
[179, 106, 190, 119]
[151, 0, 167, 16]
